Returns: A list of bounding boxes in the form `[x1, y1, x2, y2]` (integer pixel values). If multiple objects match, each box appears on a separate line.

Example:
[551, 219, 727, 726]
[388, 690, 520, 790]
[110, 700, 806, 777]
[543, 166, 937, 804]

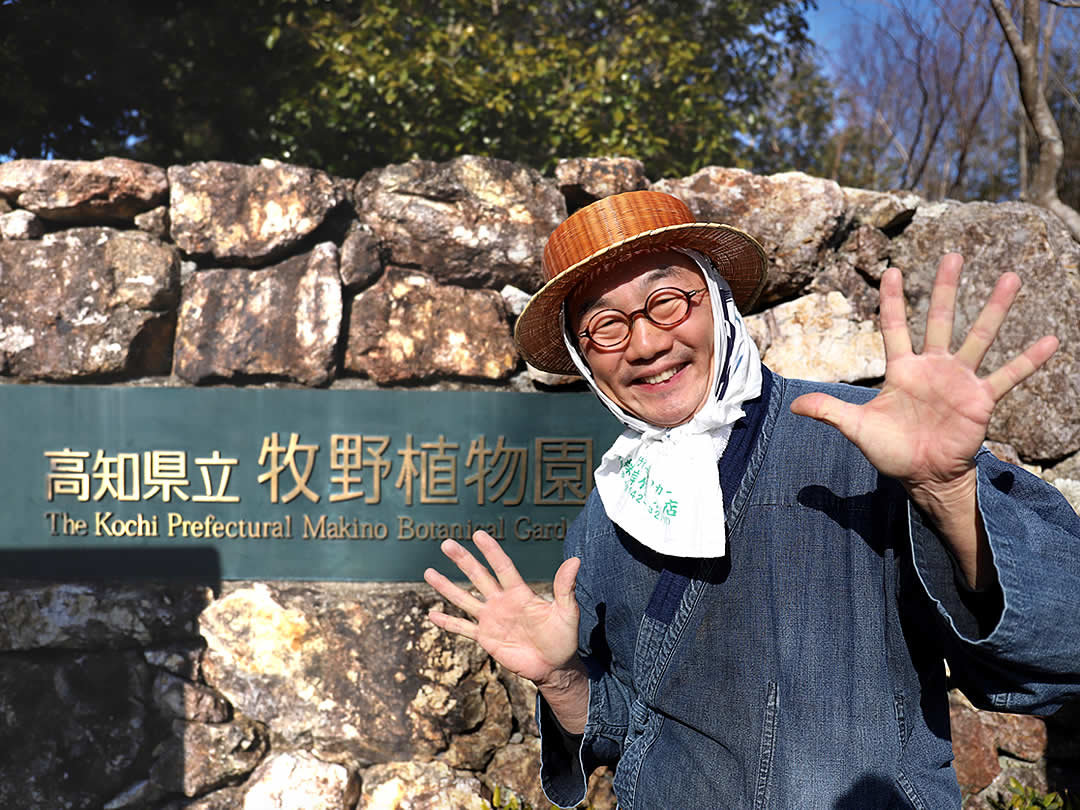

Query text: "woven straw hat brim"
[514, 221, 767, 375]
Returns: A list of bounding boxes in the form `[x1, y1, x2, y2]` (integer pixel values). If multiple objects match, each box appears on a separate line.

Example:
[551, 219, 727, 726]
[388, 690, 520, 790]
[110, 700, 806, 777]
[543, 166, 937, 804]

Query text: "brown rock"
[0, 209, 44, 239]
[199, 584, 505, 770]
[144, 643, 205, 681]
[555, 156, 650, 212]
[890, 200, 1080, 459]
[587, 766, 618, 810]
[1047, 452, 1080, 482]
[160, 784, 246, 810]
[0, 583, 210, 651]
[0, 228, 179, 379]
[355, 155, 565, 292]
[150, 716, 269, 798]
[965, 762, 1050, 810]
[168, 160, 349, 265]
[152, 670, 230, 722]
[809, 252, 880, 322]
[440, 669, 512, 769]
[498, 665, 540, 738]
[340, 220, 383, 290]
[345, 268, 518, 384]
[483, 737, 547, 810]
[838, 223, 892, 282]
[135, 204, 170, 239]
[0, 651, 160, 810]
[842, 187, 922, 233]
[950, 691, 1048, 796]
[241, 751, 359, 810]
[0, 157, 168, 223]
[172, 242, 342, 386]
[652, 168, 845, 307]
[358, 761, 489, 810]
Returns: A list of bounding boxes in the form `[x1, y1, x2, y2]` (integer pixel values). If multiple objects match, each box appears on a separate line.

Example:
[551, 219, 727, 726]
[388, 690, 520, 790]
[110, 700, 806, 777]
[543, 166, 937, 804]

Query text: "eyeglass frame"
[576, 286, 708, 350]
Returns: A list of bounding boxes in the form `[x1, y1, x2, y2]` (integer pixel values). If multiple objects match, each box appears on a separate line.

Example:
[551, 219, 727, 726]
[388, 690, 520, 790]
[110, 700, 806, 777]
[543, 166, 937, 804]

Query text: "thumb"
[553, 557, 581, 613]
[790, 392, 862, 440]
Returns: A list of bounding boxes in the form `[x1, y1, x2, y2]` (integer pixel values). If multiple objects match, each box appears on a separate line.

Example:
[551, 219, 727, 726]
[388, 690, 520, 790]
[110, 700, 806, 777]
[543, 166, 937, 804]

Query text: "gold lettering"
[95, 511, 114, 536]
[304, 514, 326, 538]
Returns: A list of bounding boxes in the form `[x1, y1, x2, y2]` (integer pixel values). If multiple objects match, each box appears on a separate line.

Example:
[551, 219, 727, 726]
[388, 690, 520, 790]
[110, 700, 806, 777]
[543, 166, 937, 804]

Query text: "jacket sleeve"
[908, 447, 1080, 715]
[538, 499, 634, 808]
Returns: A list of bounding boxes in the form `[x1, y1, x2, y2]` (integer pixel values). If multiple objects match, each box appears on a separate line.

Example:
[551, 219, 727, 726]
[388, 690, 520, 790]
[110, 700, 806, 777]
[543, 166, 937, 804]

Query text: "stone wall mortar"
[1, 155, 1078, 809]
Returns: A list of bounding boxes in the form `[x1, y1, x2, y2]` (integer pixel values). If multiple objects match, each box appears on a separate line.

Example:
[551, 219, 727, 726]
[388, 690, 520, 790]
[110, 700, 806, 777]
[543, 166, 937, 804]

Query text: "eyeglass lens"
[586, 287, 697, 347]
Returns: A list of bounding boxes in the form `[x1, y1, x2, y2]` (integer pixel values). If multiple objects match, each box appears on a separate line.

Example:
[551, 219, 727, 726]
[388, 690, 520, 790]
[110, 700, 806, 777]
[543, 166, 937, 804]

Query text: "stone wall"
[1, 155, 1078, 809]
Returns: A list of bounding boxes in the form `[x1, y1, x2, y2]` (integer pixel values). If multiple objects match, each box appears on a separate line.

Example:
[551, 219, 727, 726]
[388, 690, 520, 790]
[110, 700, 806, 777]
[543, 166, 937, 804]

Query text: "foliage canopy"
[1, 0, 823, 179]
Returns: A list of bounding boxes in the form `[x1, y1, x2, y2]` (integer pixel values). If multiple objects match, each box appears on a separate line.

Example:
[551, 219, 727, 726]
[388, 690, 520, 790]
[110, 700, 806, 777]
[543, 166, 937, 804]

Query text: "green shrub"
[990, 778, 1078, 810]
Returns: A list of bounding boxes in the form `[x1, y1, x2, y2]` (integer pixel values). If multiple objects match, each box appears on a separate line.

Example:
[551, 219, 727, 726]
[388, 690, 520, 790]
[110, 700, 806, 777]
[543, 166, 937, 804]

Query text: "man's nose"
[623, 315, 672, 361]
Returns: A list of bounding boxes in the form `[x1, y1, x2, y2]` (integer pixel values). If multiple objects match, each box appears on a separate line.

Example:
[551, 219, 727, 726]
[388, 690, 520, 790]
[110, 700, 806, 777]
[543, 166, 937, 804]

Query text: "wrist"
[907, 469, 996, 591]
[536, 657, 589, 735]
[536, 656, 588, 694]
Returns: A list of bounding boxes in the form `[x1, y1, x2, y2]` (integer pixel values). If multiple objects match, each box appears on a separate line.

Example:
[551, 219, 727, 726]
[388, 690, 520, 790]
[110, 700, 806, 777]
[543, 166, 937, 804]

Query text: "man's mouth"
[638, 364, 686, 385]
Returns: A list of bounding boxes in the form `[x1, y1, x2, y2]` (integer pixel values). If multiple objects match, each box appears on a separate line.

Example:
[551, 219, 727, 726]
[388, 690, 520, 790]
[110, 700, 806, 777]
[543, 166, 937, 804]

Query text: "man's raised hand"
[790, 253, 1058, 588]
[424, 531, 582, 686]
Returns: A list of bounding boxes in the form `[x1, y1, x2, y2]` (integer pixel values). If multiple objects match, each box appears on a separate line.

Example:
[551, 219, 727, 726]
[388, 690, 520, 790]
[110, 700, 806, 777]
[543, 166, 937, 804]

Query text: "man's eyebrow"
[576, 266, 682, 319]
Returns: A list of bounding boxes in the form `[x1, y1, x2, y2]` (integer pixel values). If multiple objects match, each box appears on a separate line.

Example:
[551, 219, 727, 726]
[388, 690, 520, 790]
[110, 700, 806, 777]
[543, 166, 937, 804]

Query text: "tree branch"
[989, 0, 1080, 241]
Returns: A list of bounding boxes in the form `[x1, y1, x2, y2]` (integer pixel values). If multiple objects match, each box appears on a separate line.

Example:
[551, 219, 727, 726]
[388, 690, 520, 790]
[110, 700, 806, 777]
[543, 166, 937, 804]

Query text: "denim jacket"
[539, 369, 1080, 809]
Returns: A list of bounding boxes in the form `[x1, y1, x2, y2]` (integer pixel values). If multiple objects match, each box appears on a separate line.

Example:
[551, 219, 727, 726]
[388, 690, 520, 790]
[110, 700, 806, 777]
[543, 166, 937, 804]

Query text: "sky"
[804, 0, 892, 76]
[806, 0, 854, 47]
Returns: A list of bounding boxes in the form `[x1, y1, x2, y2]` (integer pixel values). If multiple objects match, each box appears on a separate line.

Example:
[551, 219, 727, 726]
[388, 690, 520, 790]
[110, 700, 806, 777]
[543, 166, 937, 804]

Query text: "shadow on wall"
[0, 548, 220, 810]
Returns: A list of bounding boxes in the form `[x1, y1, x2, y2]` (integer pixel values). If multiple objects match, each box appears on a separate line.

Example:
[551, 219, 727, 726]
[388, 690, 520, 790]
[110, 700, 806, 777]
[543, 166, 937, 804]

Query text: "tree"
[0, 0, 305, 166]
[1, 0, 829, 180]
[823, 0, 1012, 200]
[749, 53, 837, 177]
[988, 0, 1080, 240]
[822, 0, 1080, 241]
[265, 0, 826, 178]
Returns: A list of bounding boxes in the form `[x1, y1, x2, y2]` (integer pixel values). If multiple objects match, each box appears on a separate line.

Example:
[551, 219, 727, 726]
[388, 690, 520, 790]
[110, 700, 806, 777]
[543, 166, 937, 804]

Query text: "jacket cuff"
[537, 693, 587, 808]
[908, 499, 1004, 641]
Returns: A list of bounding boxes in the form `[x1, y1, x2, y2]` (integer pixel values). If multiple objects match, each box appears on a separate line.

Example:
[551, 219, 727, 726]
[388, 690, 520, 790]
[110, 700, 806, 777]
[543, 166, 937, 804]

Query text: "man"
[424, 191, 1079, 808]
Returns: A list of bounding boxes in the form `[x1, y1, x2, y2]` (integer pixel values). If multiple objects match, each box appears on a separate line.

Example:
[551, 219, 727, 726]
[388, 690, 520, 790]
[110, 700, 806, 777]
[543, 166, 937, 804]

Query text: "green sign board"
[1, 386, 619, 581]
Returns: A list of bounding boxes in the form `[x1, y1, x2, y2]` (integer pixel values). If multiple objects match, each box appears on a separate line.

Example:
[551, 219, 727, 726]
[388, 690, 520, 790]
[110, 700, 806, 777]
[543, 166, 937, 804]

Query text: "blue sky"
[806, 0, 853, 46]
[805, 1, 890, 70]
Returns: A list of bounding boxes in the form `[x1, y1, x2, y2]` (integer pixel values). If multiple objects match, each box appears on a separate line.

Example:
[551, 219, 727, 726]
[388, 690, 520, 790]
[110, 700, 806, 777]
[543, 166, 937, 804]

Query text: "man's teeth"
[642, 366, 680, 385]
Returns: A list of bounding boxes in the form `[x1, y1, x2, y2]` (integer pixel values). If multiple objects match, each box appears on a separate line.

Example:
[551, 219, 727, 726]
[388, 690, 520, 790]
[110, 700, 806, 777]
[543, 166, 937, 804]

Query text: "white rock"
[746, 291, 885, 383]
[242, 751, 358, 810]
[0, 209, 44, 239]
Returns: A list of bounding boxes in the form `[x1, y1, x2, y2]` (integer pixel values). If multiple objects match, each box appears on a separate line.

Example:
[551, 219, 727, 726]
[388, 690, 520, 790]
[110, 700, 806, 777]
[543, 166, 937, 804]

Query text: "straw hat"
[514, 190, 767, 375]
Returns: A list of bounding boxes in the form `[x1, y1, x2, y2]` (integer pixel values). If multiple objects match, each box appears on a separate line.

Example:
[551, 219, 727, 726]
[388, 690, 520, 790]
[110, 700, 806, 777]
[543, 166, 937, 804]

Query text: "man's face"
[569, 250, 714, 427]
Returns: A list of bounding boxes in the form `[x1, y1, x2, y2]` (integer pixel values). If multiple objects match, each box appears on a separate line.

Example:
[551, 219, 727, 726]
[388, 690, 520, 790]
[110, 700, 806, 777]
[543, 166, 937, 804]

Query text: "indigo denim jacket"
[538, 369, 1080, 809]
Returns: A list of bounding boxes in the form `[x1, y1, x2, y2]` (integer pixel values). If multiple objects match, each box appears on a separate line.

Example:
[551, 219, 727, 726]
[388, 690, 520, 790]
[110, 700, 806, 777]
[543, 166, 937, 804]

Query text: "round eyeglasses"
[577, 286, 707, 349]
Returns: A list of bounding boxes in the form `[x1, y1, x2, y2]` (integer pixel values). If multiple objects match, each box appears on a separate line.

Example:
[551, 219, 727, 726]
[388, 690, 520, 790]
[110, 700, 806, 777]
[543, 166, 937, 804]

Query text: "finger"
[954, 272, 1021, 371]
[427, 609, 478, 641]
[440, 538, 501, 598]
[923, 253, 964, 353]
[472, 530, 527, 592]
[552, 557, 581, 614]
[423, 567, 485, 616]
[878, 267, 913, 360]
[984, 335, 1059, 400]
[790, 392, 866, 444]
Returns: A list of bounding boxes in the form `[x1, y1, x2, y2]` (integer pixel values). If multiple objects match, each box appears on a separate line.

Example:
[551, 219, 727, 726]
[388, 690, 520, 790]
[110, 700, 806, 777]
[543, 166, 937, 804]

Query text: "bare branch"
[990, 0, 1080, 240]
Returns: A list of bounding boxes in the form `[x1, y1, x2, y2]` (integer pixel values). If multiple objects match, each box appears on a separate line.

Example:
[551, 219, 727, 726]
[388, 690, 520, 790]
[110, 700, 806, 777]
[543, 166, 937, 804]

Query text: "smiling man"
[424, 191, 1080, 808]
